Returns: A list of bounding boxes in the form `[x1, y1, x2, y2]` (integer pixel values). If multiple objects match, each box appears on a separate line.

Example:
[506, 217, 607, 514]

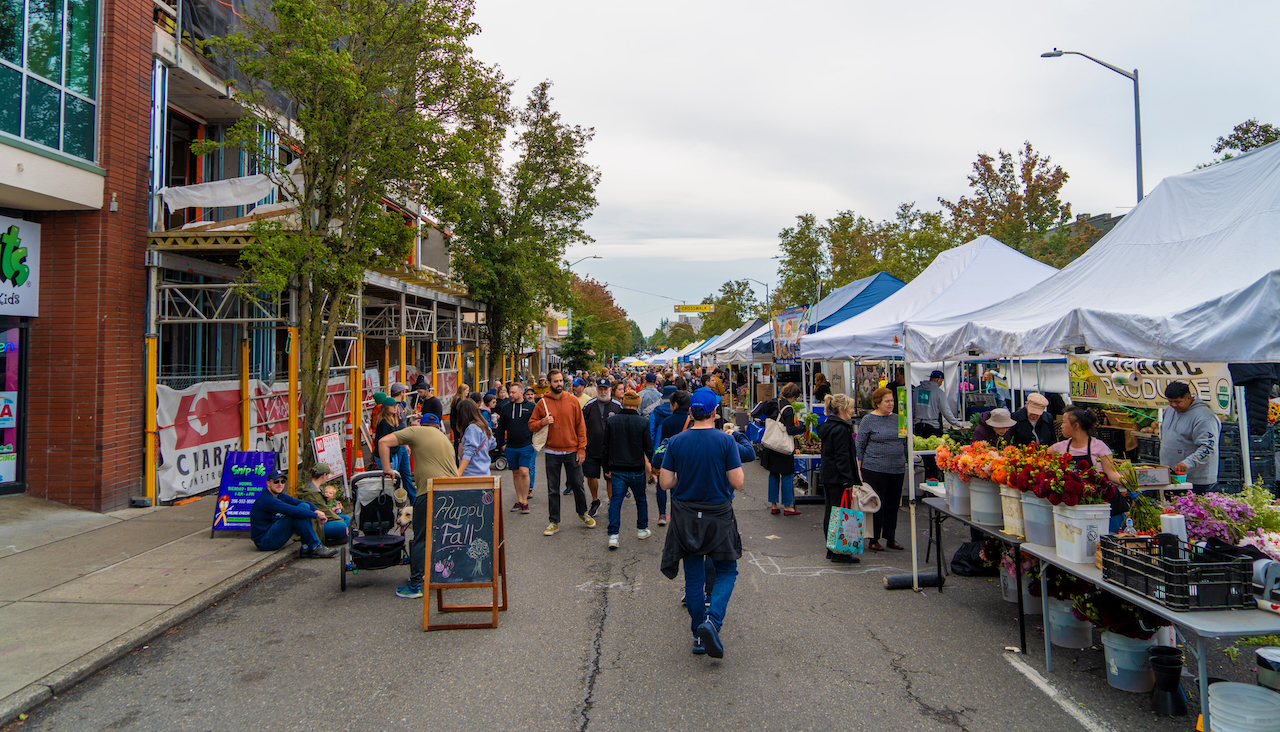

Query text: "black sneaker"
[563, 487, 572, 495]
[697, 620, 724, 659]
[692, 636, 707, 655]
[588, 499, 601, 518]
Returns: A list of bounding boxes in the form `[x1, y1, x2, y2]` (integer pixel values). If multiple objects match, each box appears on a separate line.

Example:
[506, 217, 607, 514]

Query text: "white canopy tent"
[648, 348, 677, 365]
[716, 321, 772, 364]
[701, 319, 763, 366]
[801, 236, 1060, 361]
[684, 329, 734, 363]
[904, 142, 1280, 364]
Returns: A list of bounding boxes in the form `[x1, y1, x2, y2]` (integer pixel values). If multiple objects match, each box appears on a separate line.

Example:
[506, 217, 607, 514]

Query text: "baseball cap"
[572, 378, 584, 387]
[689, 387, 719, 417]
[390, 382, 408, 396]
[929, 370, 945, 379]
[310, 462, 332, 477]
[377, 394, 397, 407]
[596, 377, 611, 388]
[421, 413, 441, 425]
[1026, 393, 1050, 416]
[644, 372, 657, 383]
[266, 468, 287, 482]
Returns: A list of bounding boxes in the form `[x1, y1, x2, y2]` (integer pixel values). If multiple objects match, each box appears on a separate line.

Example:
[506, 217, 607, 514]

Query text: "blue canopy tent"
[752, 271, 906, 353]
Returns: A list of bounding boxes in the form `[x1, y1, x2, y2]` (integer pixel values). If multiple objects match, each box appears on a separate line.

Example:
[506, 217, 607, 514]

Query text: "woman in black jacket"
[817, 393, 860, 563]
[760, 382, 807, 516]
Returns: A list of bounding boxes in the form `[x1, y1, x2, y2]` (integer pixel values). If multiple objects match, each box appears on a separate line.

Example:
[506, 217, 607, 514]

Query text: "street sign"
[674, 304, 715, 313]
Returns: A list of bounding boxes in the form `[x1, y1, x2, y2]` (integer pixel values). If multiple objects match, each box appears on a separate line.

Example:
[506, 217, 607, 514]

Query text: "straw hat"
[985, 408, 1017, 429]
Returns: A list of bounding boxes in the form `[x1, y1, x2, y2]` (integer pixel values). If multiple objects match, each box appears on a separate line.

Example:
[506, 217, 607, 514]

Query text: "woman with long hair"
[812, 373, 831, 403]
[759, 381, 807, 516]
[818, 392, 860, 563]
[450, 383, 471, 453]
[455, 397, 496, 477]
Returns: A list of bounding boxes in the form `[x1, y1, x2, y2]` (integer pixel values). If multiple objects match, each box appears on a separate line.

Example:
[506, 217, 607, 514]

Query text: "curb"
[0, 543, 298, 728]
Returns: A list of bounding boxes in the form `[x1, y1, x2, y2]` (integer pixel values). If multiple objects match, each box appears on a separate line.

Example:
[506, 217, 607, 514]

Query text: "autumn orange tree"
[570, 276, 630, 360]
[939, 141, 1094, 268]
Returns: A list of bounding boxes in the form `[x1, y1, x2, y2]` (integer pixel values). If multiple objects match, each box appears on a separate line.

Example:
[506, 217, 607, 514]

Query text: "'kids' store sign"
[0, 216, 40, 318]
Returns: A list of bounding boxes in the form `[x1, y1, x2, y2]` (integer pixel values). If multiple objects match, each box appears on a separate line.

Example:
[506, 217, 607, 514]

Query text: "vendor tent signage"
[772, 305, 811, 365]
[1068, 355, 1232, 416]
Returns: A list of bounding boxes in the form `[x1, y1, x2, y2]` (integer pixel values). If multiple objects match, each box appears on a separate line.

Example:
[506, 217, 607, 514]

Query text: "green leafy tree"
[202, 0, 505, 471]
[648, 326, 668, 349]
[774, 213, 828, 309]
[446, 81, 601, 383]
[557, 320, 594, 374]
[570, 276, 629, 359]
[939, 141, 1093, 268]
[698, 280, 758, 337]
[627, 320, 646, 355]
[1214, 119, 1279, 156]
[667, 321, 697, 350]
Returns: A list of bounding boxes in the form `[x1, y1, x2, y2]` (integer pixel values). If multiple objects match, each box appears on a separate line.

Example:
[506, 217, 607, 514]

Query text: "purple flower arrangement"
[1164, 492, 1254, 544]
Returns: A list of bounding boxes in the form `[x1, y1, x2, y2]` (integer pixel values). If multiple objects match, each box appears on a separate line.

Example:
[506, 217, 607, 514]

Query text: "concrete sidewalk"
[0, 494, 297, 725]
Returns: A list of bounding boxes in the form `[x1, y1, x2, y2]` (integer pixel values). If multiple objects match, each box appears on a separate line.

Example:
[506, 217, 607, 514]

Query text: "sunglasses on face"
[269, 478, 287, 484]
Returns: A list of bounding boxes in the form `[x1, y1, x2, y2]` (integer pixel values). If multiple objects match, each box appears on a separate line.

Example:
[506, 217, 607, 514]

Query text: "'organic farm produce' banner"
[1068, 355, 1232, 417]
[771, 305, 811, 365]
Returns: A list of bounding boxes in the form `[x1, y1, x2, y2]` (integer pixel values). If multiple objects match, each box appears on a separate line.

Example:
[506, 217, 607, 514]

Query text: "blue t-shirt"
[663, 428, 742, 503]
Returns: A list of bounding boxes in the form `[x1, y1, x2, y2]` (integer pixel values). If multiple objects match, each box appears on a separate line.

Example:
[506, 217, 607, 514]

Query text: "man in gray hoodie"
[1159, 381, 1220, 493]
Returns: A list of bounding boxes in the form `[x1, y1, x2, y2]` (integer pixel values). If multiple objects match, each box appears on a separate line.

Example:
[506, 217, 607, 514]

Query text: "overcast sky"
[470, 1, 1280, 336]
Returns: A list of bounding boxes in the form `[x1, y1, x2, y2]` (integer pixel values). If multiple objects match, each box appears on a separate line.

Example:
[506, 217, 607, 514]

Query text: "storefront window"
[0, 0, 98, 161]
[0, 325, 25, 489]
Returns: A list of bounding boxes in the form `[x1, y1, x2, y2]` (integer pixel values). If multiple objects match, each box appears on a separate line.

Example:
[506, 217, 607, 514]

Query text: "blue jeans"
[321, 518, 348, 544]
[254, 515, 322, 551]
[656, 486, 668, 516]
[607, 471, 649, 535]
[768, 473, 794, 505]
[505, 444, 537, 490]
[683, 556, 738, 635]
[392, 446, 416, 501]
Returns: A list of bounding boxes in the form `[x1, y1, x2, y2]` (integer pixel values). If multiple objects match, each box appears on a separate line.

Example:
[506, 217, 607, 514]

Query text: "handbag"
[825, 489, 866, 555]
[848, 484, 882, 514]
[761, 402, 795, 455]
[531, 398, 550, 452]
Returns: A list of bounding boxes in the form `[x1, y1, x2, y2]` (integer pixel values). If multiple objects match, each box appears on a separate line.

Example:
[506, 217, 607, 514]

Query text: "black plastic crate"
[1135, 435, 1161, 463]
[1100, 535, 1255, 611]
[1095, 426, 1128, 456]
[1220, 422, 1275, 455]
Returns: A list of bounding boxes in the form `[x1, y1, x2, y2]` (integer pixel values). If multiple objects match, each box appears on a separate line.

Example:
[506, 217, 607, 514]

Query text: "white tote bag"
[531, 398, 551, 452]
[761, 402, 795, 455]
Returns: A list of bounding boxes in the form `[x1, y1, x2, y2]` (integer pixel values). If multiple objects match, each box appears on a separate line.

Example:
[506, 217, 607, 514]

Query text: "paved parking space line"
[1004, 654, 1111, 732]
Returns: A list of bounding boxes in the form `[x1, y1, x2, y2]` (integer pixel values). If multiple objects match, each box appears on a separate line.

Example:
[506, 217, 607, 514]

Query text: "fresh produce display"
[1115, 460, 1161, 533]
[913, 435, 943, 451]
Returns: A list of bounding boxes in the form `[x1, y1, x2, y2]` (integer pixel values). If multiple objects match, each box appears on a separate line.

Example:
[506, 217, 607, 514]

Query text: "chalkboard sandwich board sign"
[424, 476, 508, 631]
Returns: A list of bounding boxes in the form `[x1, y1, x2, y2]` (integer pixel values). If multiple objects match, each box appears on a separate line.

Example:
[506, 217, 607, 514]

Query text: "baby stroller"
[339, 470, 408, 591]
[490, 444, 508, 471]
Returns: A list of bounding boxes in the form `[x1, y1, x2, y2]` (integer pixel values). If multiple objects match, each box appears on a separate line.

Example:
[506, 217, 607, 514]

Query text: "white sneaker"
[608, 534, 619, 550]
[637, 528, 652, 540]
[581, 513, 597, 529]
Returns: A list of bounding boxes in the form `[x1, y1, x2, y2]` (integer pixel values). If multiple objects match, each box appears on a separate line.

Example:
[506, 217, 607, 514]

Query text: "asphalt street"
[13, 461, 1256, 731]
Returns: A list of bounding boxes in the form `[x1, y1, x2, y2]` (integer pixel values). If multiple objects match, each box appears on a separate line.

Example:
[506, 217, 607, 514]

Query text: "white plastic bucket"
[1208, 682, 1280, 731]
[1101, 631, 1156, 693]
[999, 485, 1024, 536]
[969, 478, 1002, 525]
[1053, 503, 1111, 564]
[999, 570, 1019, 603]
[944, 472, 970, 516]
[1022, 494, 1055, 547]
[1046, 597, 1092, 649]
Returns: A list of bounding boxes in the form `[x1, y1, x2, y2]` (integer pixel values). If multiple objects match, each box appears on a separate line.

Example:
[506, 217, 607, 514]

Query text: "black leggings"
[863, 469, 904, 544]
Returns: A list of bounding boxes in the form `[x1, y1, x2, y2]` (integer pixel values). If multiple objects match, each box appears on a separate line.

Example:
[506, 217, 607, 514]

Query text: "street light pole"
[1041, 48, 1143, 203]
[745, 277, 770, 319]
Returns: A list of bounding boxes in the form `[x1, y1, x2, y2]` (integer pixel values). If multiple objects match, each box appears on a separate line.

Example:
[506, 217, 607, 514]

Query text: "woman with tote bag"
[857, 387, 908, 551]
[817, 393, 862, 563]
[759, 382, 807, 516]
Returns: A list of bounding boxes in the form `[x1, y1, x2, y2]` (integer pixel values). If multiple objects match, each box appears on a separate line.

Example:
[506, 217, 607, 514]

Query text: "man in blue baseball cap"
[249, 468, 337, 558]
[658, 387, 744, 659]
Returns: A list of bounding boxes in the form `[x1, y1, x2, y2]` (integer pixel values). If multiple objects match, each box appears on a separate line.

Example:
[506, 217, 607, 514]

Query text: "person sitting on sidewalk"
[249, 468, 337, 558]
[294, 462, 349, 546]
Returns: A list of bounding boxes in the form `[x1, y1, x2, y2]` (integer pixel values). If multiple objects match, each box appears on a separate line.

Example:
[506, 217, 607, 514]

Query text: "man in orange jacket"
[529, 369, 593, 535]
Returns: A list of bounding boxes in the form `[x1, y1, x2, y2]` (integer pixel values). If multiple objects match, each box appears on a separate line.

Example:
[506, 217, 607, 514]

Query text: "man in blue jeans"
[601, 390, 654, 550]
[658, 387, 744, 658]
[249, 468, 338, 558]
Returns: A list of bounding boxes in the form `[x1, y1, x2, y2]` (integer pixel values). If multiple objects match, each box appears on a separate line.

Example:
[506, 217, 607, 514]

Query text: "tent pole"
[906, 358, 919, 590]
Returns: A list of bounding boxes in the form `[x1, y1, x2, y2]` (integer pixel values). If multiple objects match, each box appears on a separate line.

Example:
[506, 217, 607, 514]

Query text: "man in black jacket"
[602, 390, 654, 550]
[497, 383, 537, 514]
[582, 377, 621, 518]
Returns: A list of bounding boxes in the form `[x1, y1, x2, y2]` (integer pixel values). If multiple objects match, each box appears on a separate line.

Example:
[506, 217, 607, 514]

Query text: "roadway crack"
[575, 561, 611, 732]
[867, 628, 975, 731]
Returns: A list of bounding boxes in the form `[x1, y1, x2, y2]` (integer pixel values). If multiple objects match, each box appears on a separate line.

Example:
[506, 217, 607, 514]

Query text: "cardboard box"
[756, 383, 774, 402]
[1134, 464, 1170, 486]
